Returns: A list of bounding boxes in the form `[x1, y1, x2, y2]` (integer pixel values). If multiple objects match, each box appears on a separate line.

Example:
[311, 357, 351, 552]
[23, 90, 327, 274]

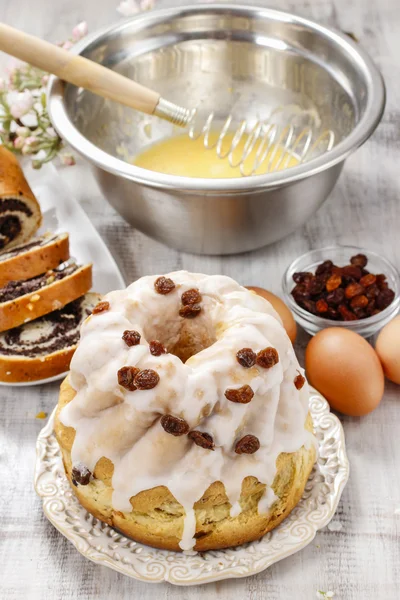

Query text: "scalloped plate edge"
[34, 388, 349, 585]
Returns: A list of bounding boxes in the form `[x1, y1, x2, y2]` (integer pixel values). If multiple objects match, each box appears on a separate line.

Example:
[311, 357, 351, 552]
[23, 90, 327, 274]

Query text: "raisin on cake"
[0, 292, 101, 382]
[0, 147, 42, 251]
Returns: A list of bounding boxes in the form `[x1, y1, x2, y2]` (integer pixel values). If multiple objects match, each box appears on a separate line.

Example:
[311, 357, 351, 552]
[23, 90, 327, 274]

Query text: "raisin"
[338, 304, 358, 321]
[326, 274, 342, 292]
[225, 385, 254, 404]
[71, 463, 91, 486]
[92, 301, 110, 314]
[292, 284, 311, 302]
[316, 260, 333, 276]
[309, 278, 325, 296]
[366, 285, 379, 299]
[293, 271, 313, 284]
[327, 307, 339, 320]
[179, 304, 202, 318]
[256, 347, 279, 368]
[350, 295, 368, 309]
[122, 330, 141, 347]
[350, 254, 368, 268]
[360, 274, 376, 287]
[342, 265, 362, 281]
[134, 369, 160, 390]
[154, 276, 175, 295]
[376, 274, 387, 289]
[149, 340, 166, 356]
[235, 435, 260, 455]
[188, 431, 215, 450]
[318, 271, 333, 285]
[294, 373, 306, 390]
[290, 252, 395, 323]
[376, 289, 395, 310]
[326, 288, 345, 306]
[236, 348, 256, 368]
[345, 282, 365, 299]
[366, 299, 376, 315]
[160, 414, 189, 436]
[316, 299, 329, 314]
[181, 288, 202, 305]
[342, 276, 355, 287]
[299, 299, 317, 314]
[118, 366, 140, 391]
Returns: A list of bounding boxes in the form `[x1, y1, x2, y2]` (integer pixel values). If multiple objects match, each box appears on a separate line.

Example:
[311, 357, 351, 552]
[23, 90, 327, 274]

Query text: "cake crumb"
[30, 294, 41, 302]
[35, 411, 48, 419]
[327, 521, 343, 532]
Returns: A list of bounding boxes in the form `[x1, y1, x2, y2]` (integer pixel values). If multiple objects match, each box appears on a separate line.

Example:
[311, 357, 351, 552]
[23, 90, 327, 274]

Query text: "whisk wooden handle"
[0, 23, 160, 115]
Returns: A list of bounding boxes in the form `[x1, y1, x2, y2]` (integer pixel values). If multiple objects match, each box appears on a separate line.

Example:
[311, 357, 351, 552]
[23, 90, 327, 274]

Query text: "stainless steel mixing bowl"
[47, 4, 385, 255]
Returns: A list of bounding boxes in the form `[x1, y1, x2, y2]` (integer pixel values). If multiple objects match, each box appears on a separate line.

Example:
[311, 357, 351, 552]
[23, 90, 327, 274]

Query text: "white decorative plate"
[35, 388, 349, 585]
[0, 163, 125, 387]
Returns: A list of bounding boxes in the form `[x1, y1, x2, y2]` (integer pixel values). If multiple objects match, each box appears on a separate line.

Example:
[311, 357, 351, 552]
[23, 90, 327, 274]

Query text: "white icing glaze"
[60, 271, 313, 550]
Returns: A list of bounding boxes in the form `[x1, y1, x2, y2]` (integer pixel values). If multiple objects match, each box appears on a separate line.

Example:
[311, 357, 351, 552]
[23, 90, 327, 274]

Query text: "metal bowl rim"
[47, 4, 386, 192]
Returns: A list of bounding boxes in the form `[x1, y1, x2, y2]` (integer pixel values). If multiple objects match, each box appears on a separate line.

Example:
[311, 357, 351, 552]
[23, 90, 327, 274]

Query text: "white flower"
[25, 136, 38, 146]
[61, 40, 73, 50]
[140, 0, 154, 10]
[46, 126, 57, 138]
[13, 136, 25, 150]
[16, 126, 30, 138]
[0, 78, 5, 91]
[5, 58, 23, 75]
[9, 90, 34, 119]
[72, 21, 88, 42]
[117, 0, 140, 16]
[60, 152, 76, 166]
[21, 135, 39, 154]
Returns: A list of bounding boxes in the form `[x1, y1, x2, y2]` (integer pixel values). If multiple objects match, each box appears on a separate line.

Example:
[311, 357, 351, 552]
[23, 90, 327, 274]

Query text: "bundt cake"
[55, 271, 316, 551]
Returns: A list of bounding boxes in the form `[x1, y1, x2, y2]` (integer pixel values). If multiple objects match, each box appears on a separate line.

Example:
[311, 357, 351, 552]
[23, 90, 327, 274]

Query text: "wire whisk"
[187, 105, 335, 176]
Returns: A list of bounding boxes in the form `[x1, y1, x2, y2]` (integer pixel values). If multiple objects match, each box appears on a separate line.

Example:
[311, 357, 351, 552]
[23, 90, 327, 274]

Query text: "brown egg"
[305, 328, 384, 416]
[246, 286, 297, 343]
[375, 316, 400, 384]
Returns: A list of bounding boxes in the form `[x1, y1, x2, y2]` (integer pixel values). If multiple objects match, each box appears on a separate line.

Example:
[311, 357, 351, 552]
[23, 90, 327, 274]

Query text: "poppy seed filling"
[0, 263, 78, 303]
[0, 198, 34, 250]
[0, 295, 97, 357]
[0, 234, 59, 261]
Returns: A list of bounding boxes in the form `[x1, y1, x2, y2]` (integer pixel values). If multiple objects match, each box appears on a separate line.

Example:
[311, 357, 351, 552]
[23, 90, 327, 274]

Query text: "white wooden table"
[1, 1, 399, 598]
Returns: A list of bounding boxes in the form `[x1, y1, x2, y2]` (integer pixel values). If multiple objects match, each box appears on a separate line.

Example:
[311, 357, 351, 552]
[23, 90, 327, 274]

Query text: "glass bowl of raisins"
[282, 246, 400, 338]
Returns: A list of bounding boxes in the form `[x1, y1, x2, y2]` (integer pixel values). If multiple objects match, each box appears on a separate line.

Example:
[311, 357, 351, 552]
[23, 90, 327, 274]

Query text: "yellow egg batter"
[133, 132, 299, 178]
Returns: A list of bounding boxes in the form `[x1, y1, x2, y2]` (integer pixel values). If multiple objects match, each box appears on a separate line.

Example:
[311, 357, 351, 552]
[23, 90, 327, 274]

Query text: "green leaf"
[2, 118, 11, 132]
[41, 92, 46, 109]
